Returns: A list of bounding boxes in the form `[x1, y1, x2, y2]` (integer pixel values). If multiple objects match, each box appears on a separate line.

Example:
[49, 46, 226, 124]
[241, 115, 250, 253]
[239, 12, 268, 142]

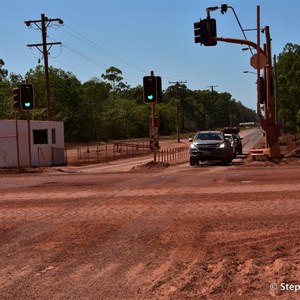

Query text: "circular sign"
[250, 53, 267, 69]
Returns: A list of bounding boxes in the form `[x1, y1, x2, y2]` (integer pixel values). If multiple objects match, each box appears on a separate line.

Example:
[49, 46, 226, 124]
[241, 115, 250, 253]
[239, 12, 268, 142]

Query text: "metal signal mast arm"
[211, 37, 265, 56]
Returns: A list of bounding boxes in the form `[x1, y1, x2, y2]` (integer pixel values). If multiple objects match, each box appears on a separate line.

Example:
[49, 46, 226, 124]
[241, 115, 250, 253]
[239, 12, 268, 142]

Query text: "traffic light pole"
[260, 26, 280, 155]
[143, 71, 162, 163]
[196, 5, 280, 159]
[15, 111, 20, 169]
[150, 71, 157, 163]
[26, 111, 32, 168]
[210, 19, 280, 159]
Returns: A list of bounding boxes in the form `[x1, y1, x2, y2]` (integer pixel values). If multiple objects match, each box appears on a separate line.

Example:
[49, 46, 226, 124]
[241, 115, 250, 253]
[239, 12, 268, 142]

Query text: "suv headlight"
[190, 143, 197, 149]
[218, 142, 226, 149]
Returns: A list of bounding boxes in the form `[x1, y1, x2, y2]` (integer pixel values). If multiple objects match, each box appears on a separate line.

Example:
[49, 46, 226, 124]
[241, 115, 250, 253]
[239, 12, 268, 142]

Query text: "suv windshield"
[195, 133, 223, 141]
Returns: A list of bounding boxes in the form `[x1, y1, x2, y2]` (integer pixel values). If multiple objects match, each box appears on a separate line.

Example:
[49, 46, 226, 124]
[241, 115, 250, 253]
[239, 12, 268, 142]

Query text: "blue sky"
[1, 0, 299, 110]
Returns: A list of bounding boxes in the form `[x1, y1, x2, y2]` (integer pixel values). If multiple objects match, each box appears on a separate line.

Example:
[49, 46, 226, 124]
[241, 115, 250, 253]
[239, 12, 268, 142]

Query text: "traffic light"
[13, 87, 20, 110]
[194, 19, 208, 45]
[193, 18, 217, 46]
[143, 76, 162, 103]
[156, 76, 162, 103]
[208, 18, 217, 46]
[221, 4, 228, 14]
[20, 83, 34, 110]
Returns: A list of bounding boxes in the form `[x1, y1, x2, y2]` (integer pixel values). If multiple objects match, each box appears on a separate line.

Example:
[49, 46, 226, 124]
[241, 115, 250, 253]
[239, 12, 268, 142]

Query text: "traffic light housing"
[20, 83, 34, 110]
[13, 87, 20, 110]
[194, 18, 217, 46]
[143, 76, 162, 103]
[208, 18, 217, 46]
[194, 20, 208, 45]
[221, 4, 228, 14]
[156, 76, 162, 103]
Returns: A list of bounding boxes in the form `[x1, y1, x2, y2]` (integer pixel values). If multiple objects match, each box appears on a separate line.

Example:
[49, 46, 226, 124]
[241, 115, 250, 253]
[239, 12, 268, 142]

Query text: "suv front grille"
[196, 144, 219, 151]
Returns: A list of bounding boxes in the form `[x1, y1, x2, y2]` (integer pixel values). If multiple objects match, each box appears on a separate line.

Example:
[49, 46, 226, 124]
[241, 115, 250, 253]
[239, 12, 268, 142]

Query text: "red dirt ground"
[1, 157, 300, 299]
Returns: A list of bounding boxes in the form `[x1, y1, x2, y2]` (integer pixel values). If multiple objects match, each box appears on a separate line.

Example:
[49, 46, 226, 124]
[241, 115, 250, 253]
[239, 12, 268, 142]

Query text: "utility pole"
[207, 85, 217, 130]
[256, 5, 261, 120]
[25, 14, 63, 121]
[168, 80, 187, 142]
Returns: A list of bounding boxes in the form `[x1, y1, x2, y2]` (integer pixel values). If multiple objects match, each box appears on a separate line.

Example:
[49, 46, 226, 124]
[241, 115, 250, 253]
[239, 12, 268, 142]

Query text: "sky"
[1, 0, 299, 111]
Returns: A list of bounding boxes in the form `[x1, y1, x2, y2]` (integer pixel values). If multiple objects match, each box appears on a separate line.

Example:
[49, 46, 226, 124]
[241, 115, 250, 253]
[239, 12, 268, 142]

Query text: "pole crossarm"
[168, 81, 188, 93]
[27, 42, 62, 54]
[25, 18, 63, 30]
[27, 42, 62, 47]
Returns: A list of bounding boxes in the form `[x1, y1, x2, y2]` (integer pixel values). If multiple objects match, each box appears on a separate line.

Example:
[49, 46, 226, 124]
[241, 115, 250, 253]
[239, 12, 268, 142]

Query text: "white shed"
[0, 120, 65, 168]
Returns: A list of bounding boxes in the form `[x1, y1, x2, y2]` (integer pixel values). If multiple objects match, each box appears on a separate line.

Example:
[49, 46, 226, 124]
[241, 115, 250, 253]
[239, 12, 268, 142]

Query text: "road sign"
[150, 140, 159, 150]
[149, 126, 159, 150]
[250, 53, 267, 70]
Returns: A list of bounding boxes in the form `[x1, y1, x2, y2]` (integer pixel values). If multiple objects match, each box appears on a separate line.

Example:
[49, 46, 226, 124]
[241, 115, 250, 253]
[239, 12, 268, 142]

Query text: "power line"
[62, 24, 184, 86]
[62, 24, 148, 73]
[28, 20, 186, 90]
[226, 5, 254, 55]
[62, 43, 107, 68]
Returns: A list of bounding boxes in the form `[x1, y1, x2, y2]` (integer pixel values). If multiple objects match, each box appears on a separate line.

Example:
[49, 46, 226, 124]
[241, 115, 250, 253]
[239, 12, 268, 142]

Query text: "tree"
[80, 79, 111, 141]
[0, 59, 8, 82]
[276, 43, 300, 133]
[0, 80, 12, 119]
[0, 59, 258, 142]
[101, 66, 129, 92]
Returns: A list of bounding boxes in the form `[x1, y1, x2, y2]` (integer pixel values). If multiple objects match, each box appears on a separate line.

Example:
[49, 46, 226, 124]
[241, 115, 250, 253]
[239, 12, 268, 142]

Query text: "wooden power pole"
[25, 14, 63, 121]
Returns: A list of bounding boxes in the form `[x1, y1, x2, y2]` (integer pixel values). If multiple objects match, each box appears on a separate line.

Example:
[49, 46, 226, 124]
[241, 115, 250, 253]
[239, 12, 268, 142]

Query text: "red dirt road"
[1, 160, 300, 299]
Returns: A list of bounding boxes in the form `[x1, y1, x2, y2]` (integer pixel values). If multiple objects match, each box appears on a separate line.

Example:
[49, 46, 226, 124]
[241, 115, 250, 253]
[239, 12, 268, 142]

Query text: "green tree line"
[1, 62, 259, 142]
[276, 43, 300, 133]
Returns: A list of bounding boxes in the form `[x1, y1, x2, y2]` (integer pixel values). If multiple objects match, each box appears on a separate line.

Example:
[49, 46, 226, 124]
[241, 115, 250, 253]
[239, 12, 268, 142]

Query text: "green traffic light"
[20, 83, 34, 110]
[147, 94, 154, 101]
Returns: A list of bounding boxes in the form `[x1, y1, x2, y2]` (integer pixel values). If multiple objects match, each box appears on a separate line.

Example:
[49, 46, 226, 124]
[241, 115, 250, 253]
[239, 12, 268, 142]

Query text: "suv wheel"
[190, 157, 199, 166]
[222, 152, 232, 165]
